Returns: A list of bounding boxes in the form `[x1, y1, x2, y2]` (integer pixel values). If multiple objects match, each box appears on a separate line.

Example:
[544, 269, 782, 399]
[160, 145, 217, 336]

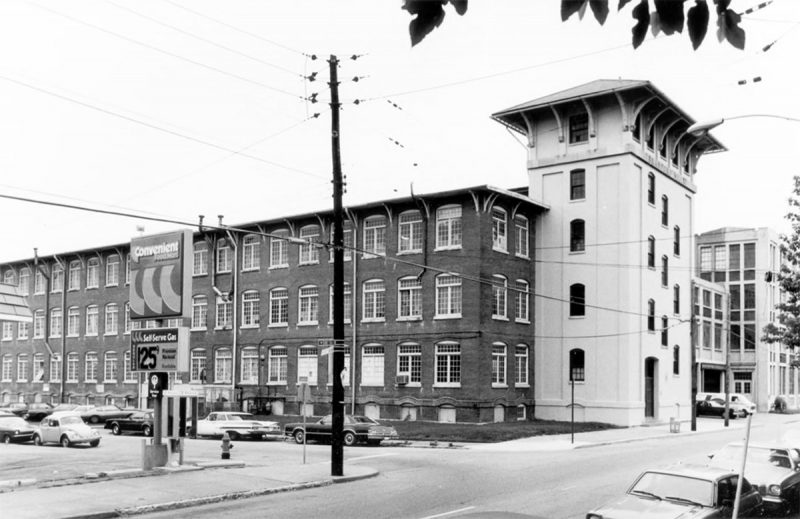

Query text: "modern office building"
[696, 227, 797, 411]
[0, 185, 547, 423]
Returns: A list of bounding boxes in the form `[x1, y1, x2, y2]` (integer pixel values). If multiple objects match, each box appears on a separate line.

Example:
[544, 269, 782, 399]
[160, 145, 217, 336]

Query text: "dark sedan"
[23, 403, 54, 422]
[0, 402, 28, 417]
[695, 398, 746, 419]
[105, 410, 154, 436]
[284, 415, 399, 446]
[0, 415, 37, 444]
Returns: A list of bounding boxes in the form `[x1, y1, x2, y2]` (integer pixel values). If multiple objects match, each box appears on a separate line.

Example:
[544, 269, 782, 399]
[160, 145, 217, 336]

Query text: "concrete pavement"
[2, 413, 798, 519]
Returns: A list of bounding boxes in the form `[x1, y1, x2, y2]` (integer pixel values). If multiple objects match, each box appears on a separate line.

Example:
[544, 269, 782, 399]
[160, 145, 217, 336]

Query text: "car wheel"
[227, 431, 240, 441]
[343, 431, 357, 446]
[33, 434, 43, 446]
[111, 424, 121, 435]
[89, 415, 100, 424]
[293, 429, 305, 444]
[142, 425, 152, 437]
[60, 436, 71, 448]
[2, 435, 10, 444]
[89, 439, 100, 448]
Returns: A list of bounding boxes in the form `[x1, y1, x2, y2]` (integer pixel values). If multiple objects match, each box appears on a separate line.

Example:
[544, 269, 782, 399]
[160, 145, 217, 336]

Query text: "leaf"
[687, 0, 709, 50]
[618, 0, 634, 9]
[717, 7, 745, 49]
[654, 0, 685, 34]
[404, 0, 447, 47]
[590, 0, 610, 24]
[631, 0, 650, 48]
[561, 0, 588, 21]
[451, 0, 468, 16]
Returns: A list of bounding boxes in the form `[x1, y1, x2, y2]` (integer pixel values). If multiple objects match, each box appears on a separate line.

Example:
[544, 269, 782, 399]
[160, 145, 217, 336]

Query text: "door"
[645, 358, 656, 418]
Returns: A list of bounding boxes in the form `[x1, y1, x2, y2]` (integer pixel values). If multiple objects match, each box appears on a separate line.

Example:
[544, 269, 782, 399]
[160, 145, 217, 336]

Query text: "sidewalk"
[2, 413, 797, 519]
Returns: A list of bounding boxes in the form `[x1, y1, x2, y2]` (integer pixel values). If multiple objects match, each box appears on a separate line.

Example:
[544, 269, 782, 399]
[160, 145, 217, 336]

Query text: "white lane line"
[419, 506, 475, 519]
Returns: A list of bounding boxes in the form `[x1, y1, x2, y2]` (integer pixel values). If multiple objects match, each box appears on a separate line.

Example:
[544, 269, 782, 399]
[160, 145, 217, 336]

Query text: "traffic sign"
[148, 372, 168, 398]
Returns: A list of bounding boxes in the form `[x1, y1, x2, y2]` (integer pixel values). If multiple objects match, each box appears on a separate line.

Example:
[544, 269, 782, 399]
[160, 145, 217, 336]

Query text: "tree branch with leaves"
[403, 0, 746, 50]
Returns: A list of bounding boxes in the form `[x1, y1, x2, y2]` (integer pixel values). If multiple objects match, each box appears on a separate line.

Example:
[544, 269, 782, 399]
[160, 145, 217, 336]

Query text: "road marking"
[419, 506, 475, 519]
[347, 453, 399, 462]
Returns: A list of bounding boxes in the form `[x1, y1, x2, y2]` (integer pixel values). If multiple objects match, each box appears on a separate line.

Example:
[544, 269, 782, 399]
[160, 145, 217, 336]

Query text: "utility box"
[669, 417, 680, 433]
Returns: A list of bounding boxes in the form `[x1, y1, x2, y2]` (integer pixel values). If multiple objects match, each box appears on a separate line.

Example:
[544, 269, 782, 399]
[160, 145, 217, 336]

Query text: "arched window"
[362, 279, 386, 321]
[87, 258, 100, 288]
[299, 225, 321, 264]
[191, 295, 208, 329]
[242, 234, 260, 271]
[647, 236, 656, 268]
[214, 348, 232, 383]
[673, 284, 680, 315]
[436, 205, 462, 249]
[673, 225, 681, 256]
[68, 261, 81, 291]
[298, 345, 319, 385]
[492, 275, 508, 319]
[492, 207, 508, 252]
[398, 210, 423, 253]
[269, 288, 289, 326]
[647, 299, 655, 331]
[18, 268, 30, 296]
[569, 348, 585, 382]
[515, 344, 529, 386]
[268, 346, 287, 384]
[661, 316, 669, 346]
[240, 347, 259, 384]
[673, 345, 680, 375]
[661, 195, 669, 226]
[298, 285, 318, 324]
[216, 238, 232, 273]
[362, 216, 386, 258]
[515, 215, 529, 258]
[569, 283, 585, 317]
[241, 290, 260, 327]
[2, 269, 15, 285]
[662, 255, 669, 286]
[270, 229, 289, 268]
[570, 219, 585, 252]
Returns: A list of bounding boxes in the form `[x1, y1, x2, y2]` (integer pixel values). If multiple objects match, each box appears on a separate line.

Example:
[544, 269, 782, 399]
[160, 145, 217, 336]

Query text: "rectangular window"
[50, 308, 63, 338]
[270, 232, 289, 268]
[435, 275, 462, 317]
[298, 286, 319, 324]
[87, 260, 99, 288]
[361, 345, 384, 386]
[215, 349, 232, 384]
[436, 206, 462, 249]
[86, 306, 98, 336]
[515, 345, 529, 386]
[363, 217, 387, 258]
[515, 216, 529, 258]
[492, 208, 507, 252]
[67, 354, 78, 382]
[398, 277, 422, 319]
[193, 245, 208, 276]
[104, 353, 118, 382]
[123, 351, 135, 382]
[33, 311, 45, 338]
[398, 212, 423, 253]
[569, 113, 589, 144]
[190, 350, 206, 383]
[2, 356, 12, 381]
[217, 240, 232, 273]
[435, 343, 461, 386]
[191, 297, 207, 330]
[68, 262, 81, 291]
[17, 321, 29, 340]
[106, 256, 120, 287]
[51, 265, 64, 293]
[1, 322, 12, 341]
[492, 276, 507, 319]
[67, 307, 80, 337]
[242, 235, 260, 271]
[17, 355, 28, 382]
[362, 280, 386, 321]
[647, 173, 655, 205]
[216, 297, 232, 329]
[50, 354, 62, 383]
[34, 269, 46, 294]
[515, 280, 530, 322]
[240, 349, 259, 384]
[492, 345, 507, 386]
[241, 291, 260, 328]
[85, 352, 98, 382]
[269, 288, 289, 326]
[267, 348, 287, 384]
[397, 344, 422, 384]
[570, 170, 585, 201]
[105, 304, 118, 335]
[299, 226, 320, 264]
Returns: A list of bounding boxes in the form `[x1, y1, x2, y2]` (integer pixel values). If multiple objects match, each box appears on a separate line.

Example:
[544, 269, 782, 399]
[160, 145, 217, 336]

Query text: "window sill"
[397, 316, 422, 322]
[516, 384, 531, 389]
[515, 319, 531, 325]
[327, 321, 352, 325]
[216, 270, 232, 275]
[106, 284, 119, 288]
[568, 250, 586, 255]
[515, 253, 530, 260]
[190, 327, 208, 332]
[297, 322, 319, 327]
[240, 325, 260, 330]
[492, 316, 509, 322]
[266, 382, 287, 386]
[568, 315, 586, 320]
[193, 273, 208, 277]
[360, 254, 386, 260]
[104, 332, 118, 337]
[432, 383, 461, 388]
[0, 338, 11, 342]
[298, 261, 320, 267]
[268, 323, 288, 328]
[361, 318, 386, 324]
[85, 334, 98, 338]
[492, 384, 509, 389]
[397, 250, 422, 256]
[86, 286, 99, 290]
[434, 246, 462, 252]
[214, 326, 233, 331]
[241, 268, 260, 273]
[434, 314, 462, 320]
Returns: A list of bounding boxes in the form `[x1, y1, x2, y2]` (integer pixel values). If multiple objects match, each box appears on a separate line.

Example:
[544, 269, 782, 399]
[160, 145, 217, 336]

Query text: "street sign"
[163, 388, 200, 397]
[148, 372, 168, 398]
[130, 327, 189, 372]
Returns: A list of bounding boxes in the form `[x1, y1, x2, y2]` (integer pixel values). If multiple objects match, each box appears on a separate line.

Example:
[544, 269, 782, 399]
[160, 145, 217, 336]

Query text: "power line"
[104, 0, 307, 79]
[25, 0, 305, 100]
[0, 192, 686, 325]
[0, 75, 326, 181]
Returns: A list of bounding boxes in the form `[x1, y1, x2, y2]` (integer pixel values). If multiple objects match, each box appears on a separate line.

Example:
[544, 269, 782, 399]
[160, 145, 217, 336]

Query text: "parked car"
[0, 402, 28, 416]
[49, 403, 78, 414]
[32, 411, 101, 447]
[695, 398, 747, 419]
[706, 441, 800, 515]
[697, 392, 757, 415]
[0, 415, 37, 444]
[72, 404, 132, 424]
[105, 410, 154, 436]
[284, 415, 400, 446]
[586, 465, 762, 518]
[193, 412, 281, 440]
[22, 403, 54, 422]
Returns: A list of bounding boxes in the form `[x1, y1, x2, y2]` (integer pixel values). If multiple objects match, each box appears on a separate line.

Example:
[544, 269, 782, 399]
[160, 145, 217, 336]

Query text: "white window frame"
[434, 342, 461, 387]
[50, 353, 62, 383]
[515, 279, 530, 323]
[104, 352, 118, 383]
[398, 276, 422, 320]
[363, 216, 387, 258]
[492, 275, 508, 320]
[267, 346, 287, 384]
[87, 258, 99, 288]
[18, 268, 30, 296]
[33, 310, 45, 338]
[214, 348, 232, 384]
[67, 306, 80, 337]
[34, 269, 46, 294]
[190, 349, 206, 383]
[515, 215, 529, 258]
[68, 261, 81, 291]
[1, 322, 12, 341]
[191, 295, 208, 330]
[240, 347, 259, 384]
[85, 305, 99, 336]
[106, 255, 120, 287]
[2, 355, 12, 382]
[32, 353, 45, 382]
[297, 345, 318, 386]
[242, 234, 260, 271]
[397, 343, 422, 385]
[51, 264, 64, 293]
[105, 303, 118, 335]
[362, 279, 386, 322]
[492, 343, 507, 387]
[50, 308, 63, 338]
[269, 288, 289, 327]
[123, 351, 136, 383]
[398, 210, 423, 254]
[193, 243, 208, 276]
[216, 296, 232, 329]
[328, 283, 352, 324]
[492, 207, 508, 252]
[17, 354, 29, 382]
[361, 344, 384, 386]
[298, 285, 319, 325]
[435, 274, 462, 319]
[66, 352, 79, 382]
[270, 230, 289, 269]
[435, 205, 462, 250]
[17, 321, 29, 340]
[299, 226, 320, 265]
[216, 239, 232, 274]
[85, 351, 98, 382]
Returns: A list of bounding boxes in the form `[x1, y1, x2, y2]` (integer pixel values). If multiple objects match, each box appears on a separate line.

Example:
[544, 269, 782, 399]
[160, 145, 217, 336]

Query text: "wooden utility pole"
[329, 54, 345, 477]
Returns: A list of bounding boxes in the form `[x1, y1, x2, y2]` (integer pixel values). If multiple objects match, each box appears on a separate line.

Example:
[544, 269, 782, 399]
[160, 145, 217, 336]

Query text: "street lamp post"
[687, 114, 800, 136]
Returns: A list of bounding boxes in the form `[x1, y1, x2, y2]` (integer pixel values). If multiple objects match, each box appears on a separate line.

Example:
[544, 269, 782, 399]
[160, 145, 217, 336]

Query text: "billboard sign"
[130, 327, 189, 372]
[129, 230, 192, 320]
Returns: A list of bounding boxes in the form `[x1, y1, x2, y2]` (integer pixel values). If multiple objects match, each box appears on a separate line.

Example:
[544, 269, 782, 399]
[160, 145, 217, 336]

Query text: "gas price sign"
[130, 327, 188, 372]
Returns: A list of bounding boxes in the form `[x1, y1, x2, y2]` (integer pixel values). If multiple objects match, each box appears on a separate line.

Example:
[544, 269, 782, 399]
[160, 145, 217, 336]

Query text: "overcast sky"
[1, 0, 798, 263]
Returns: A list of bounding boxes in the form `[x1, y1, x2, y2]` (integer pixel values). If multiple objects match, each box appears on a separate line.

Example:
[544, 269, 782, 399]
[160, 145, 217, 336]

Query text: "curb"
[60, 469, 379, 519]
[574, 421, 767, 449]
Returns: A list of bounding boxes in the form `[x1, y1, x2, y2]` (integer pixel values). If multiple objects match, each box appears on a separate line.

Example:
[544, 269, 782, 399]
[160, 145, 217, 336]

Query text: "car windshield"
[630, 472, 713, 507]
[351, 416, 379, 424]
[225, 415, 244, 421]
[0, 417, 27, 427]
[713, 445, 794, 469]
[60, 415, 83, 425]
